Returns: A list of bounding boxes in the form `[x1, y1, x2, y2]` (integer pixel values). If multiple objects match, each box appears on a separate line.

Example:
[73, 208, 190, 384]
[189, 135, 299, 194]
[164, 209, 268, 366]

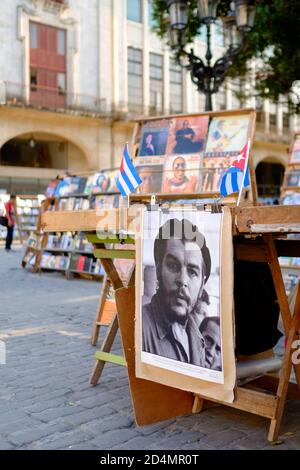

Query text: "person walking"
[1, 194, 16, 251]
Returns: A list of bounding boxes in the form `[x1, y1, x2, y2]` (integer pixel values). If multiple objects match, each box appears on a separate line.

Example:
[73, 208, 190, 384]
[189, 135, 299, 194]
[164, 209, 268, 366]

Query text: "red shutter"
[30, 22, 66, 108]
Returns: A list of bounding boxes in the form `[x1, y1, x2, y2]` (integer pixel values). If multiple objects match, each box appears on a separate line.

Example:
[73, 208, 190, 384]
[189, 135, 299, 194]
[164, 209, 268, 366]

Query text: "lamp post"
[167, 0, 255, 111]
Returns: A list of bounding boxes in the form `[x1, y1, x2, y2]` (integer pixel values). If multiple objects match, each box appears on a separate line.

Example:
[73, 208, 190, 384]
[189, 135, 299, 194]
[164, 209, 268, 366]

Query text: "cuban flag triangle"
[220, 140, 251, 198]
[116, 143, 142, 197]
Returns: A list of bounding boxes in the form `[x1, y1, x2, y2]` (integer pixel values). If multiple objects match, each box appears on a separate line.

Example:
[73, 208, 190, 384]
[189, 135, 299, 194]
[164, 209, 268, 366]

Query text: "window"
[283, 112, 290, 129]
[29, 22, 67, 108]
[128, 47, 143, 111]
[58, 30, 65, 55]
[213, 20, 224, 48]
[30, 67, 37, 91]
[169, 58, 183, 113]
[148, 0, 156, 28]
[30, 23, 38, 49]
[57, 73, 66, 95]
[127, 0, 142, 23]
[150, 53, 163, 112]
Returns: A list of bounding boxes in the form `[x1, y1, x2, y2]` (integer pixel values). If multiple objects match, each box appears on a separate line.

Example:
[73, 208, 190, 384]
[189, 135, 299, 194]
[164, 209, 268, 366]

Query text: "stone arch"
[255, 156, 285, 202]
[0, 131, 88, 171]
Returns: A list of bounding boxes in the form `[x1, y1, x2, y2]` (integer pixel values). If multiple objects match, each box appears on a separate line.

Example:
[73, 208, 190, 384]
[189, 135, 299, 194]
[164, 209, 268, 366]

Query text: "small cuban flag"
[220, 141, 250, 197]
[116, 143, 142, 197]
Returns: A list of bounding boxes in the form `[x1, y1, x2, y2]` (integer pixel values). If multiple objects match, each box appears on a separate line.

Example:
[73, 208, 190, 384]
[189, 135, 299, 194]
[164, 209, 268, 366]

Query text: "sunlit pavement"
[0, 245, 300, 450]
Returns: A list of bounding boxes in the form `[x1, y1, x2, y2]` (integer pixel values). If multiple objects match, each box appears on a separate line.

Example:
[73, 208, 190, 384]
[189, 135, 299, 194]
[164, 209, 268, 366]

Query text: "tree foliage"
[151, 0, 300, 111]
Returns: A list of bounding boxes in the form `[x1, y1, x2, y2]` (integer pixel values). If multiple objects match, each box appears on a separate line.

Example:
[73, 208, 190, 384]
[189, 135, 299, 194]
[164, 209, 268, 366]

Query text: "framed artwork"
[290, 135, 300, 163]
[201, 156, 234, 193]
[165, 116, 209, 155]
[135, 164, 163, 194]
[286, 169, 300, 187]
[204, 115, 250, 156]
[138, 119, 171, 157]
[162, 154, 202, 194]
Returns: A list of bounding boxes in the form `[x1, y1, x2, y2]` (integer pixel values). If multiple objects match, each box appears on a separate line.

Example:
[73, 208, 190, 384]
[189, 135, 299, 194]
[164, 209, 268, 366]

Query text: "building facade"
[0, 0, 298, 197]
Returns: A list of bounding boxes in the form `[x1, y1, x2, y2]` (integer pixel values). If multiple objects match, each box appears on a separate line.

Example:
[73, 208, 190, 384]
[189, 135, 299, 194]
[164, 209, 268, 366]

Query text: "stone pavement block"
[8, 421, 70, 447]
[29, 429, 95, 450]
[149, 431, 205, 450]
[81, 414, 135, 435]
[0, 441, 14, 450]
[0, 416, 41, 436]
[62, 405, 116, 427]
[29, 404, 86, 423]
[200, 428, 246, 448]
[89, 429, 140, 450]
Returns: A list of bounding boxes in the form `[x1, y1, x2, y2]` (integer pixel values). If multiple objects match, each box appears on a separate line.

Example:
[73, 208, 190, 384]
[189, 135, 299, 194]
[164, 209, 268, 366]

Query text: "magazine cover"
[83, 175, 94, 195]
[201, 156, 233, 193]
[205, 115, 250, 156]
[138, 119, 171, 157]
[166, 116, 209, 155]
[45, 179, 60, 197]
[286, 169, 300, 187]
[290, 135, 300, 163]
[135, 164, 163, 194]
[91, 171, 111, 194]
[162, 154, 201, 194]
[54, 177, 73, 197]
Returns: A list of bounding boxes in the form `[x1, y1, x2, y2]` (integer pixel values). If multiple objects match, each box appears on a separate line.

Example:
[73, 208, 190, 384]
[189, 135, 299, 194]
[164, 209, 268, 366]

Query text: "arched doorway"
[0, 132, 87, 194]
[255, 160, 285, 204]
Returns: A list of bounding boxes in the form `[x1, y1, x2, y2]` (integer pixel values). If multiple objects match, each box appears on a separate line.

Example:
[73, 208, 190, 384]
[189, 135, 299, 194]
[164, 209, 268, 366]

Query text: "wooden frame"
[41, 205, 300, 442]
[130, 108, 257, 204]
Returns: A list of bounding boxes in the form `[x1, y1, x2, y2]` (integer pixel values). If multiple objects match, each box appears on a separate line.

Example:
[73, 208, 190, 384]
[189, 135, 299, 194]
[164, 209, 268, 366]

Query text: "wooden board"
[235, 205, 300, 233]
[115, 285, 194, 426]
[41, 209, 135, 234]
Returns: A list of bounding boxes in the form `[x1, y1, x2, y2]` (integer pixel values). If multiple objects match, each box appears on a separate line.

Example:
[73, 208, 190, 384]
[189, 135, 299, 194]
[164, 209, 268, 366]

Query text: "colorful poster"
[205, 115, 250, 156]
[138, 119, 171, 157]
[162, 154, 201, 194]
[166, 116, 209, 155]
[286, 169, 300, 187]
[135, 165, 163, 194]
[290, 135, 300, 163]
[201, 156, 234, 193]
[91, 171, 111, 194]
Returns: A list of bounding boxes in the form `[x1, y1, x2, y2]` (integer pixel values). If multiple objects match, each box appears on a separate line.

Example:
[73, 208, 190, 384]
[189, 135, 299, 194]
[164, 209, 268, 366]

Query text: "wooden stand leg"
[264, 234, 300, 390]
[268, 288, 300, 441]
[90, 312, 119, 386]
[192, 395, 204, 414]
[91, 275, 111, 346]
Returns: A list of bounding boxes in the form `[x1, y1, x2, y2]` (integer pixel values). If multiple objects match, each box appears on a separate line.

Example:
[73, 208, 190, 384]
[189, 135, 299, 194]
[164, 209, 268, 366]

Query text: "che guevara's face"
[158, 238, 205, 323]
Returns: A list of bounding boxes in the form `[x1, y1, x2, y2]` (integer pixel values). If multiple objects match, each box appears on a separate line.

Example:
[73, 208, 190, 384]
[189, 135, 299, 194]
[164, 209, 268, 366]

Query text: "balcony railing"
[1, 81, 108, 117]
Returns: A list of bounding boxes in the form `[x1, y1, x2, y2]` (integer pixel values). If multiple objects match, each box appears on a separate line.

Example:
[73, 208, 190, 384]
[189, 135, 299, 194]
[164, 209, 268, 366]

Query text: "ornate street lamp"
[167, 0, 256, 111]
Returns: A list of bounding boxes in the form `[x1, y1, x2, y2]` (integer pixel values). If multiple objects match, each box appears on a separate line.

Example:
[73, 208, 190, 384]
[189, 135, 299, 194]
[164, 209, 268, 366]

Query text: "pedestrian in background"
[0, 194, 16, 251]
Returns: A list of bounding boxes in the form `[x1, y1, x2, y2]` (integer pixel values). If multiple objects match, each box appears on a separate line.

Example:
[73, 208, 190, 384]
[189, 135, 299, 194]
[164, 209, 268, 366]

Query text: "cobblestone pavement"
[0, 246, 300, 451]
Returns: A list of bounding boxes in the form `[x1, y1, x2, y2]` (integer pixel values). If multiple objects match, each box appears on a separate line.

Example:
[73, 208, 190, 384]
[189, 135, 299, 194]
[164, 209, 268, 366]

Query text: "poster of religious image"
[91, 171, 111, 194]
[162, 154, 201, 194]
[136, 209, 226, 384]
[135, 164, 163, 194]
[138, 119, 171, 157]
[286, 169, 300, 187]
[166, 116, 209, 155]
[106, 169, 119, 192]
[290, 135, 300, 163]
[204, 114, 250, 156]
[201, 156, 233, 193]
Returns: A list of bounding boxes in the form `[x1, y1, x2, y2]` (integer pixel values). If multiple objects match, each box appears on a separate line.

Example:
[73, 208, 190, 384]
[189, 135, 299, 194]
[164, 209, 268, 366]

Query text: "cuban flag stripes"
[220, 141, 250, 197]
[116, 143, 142, 196]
